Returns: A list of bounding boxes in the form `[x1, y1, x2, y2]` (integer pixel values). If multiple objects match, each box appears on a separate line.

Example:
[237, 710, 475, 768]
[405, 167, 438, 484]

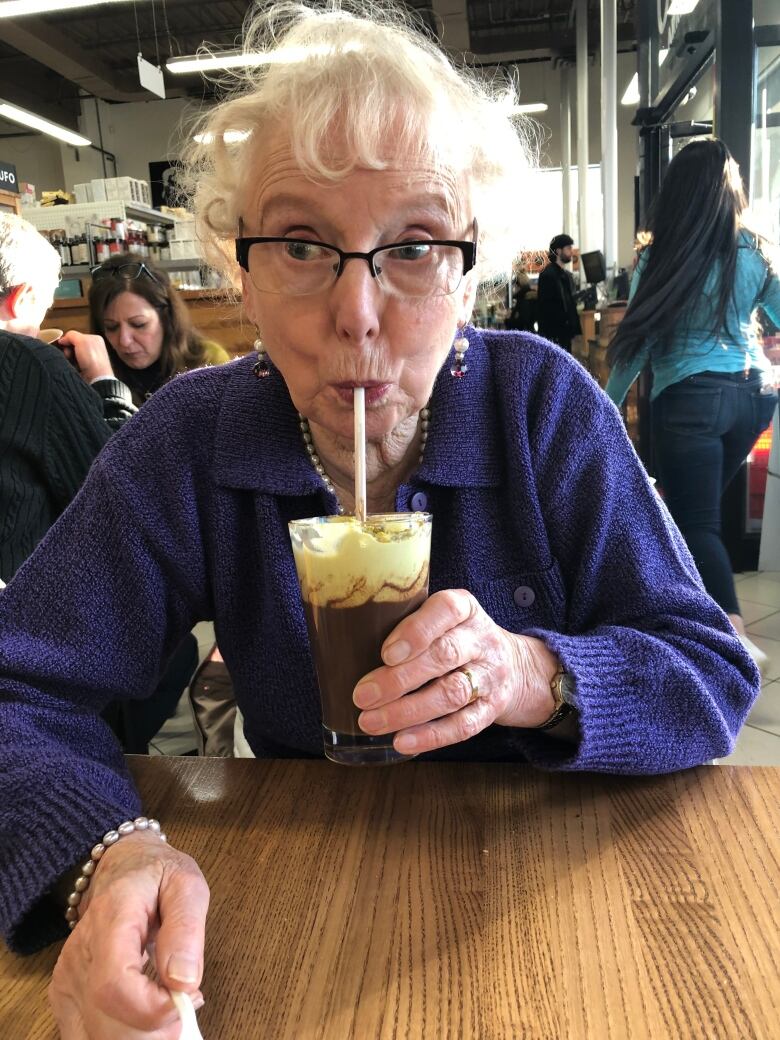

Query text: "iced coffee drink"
[289, 513, 432, 765]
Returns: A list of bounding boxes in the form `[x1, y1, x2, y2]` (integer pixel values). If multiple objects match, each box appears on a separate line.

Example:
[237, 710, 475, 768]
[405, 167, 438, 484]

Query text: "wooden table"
[2, 758, 779, 1038]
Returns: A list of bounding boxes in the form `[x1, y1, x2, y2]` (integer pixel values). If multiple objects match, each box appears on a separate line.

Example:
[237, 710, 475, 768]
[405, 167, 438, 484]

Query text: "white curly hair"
[179, 0, 533, 289]
[0, 213, 60, 301]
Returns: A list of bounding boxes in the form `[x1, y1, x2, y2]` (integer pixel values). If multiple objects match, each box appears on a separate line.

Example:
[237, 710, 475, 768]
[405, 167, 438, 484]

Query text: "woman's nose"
[118, 325, 135, 348]
[330, 258, 384, 345]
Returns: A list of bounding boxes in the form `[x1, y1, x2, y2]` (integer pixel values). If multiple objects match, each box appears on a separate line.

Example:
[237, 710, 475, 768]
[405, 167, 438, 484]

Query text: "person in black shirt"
[0, 213, 135, 583]
[537, 233, 582, 351]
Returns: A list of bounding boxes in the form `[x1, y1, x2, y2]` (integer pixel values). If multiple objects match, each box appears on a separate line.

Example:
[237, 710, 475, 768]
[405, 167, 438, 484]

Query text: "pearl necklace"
[298, 405, 431, 515]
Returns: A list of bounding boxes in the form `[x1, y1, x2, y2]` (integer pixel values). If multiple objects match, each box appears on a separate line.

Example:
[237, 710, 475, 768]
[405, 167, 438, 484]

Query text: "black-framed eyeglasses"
[235, 218, 478, 298]
[90, 261, 163, 287]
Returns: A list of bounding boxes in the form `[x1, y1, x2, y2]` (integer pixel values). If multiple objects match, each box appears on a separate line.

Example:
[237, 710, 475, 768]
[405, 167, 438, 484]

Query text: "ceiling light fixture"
[0, 0, 133, 17]
[167, 52, 268, 74]
[0, 101, 91, 146]
[167, 42, 362, 75]
[511, 103, 549, 114]
[193, 130, 251, 144]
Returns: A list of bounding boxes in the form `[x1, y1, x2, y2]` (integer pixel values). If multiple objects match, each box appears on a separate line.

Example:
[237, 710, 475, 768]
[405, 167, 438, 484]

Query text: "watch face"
[560, 672, 576, 705]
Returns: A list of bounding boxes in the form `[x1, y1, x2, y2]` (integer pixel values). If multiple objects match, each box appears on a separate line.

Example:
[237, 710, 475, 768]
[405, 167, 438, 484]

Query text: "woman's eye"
[391, 243, 432, 261]
[131, 323, 147, 330]
[284, 240, 326, 261]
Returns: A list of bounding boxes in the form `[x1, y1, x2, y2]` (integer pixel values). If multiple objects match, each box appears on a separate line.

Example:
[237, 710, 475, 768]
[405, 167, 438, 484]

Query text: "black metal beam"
[716, 0, 754, 191]
[468, 20, 635, 55]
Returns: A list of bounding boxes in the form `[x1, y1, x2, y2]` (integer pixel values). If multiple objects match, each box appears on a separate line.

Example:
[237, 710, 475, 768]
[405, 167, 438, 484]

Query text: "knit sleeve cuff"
[507, 628, 738, 775]
[1, 764, 142, 953]
[91, 378, 133, 405]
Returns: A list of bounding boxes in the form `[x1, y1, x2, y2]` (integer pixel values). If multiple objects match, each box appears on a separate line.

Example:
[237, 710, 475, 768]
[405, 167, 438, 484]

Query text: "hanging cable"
[160, 0, 177, 58]
[151, 0, 161, 69]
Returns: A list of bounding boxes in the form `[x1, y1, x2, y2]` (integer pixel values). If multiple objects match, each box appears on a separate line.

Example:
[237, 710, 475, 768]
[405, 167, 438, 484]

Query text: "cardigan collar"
[213, 326, 502, 493]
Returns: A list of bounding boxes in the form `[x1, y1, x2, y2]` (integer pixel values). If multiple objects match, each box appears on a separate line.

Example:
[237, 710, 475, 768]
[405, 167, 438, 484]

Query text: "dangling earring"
[252, 331, 270, 378]
[450, 324, 469, 378]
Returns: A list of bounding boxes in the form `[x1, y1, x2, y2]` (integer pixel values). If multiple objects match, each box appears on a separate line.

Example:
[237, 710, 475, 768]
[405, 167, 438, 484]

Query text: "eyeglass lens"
[92, 262, 149, 281]
[246, 241, 465, 297]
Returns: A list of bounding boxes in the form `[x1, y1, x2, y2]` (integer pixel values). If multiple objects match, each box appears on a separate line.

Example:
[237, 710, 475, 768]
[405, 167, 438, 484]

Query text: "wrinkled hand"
[56, 330, 115, 384]
[353, 589, 559, 755]
[49, 831, 210, 1039]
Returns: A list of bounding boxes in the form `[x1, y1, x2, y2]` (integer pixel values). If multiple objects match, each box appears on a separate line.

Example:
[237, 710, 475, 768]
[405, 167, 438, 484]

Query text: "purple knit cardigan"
[0, 329, 759, 952]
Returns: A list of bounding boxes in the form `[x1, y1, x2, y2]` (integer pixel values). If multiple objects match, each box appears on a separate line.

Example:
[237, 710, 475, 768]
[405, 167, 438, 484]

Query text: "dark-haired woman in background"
[90, 255, 233, 751]
[89, 255, 230, 407]
[606, 139, 780, 673]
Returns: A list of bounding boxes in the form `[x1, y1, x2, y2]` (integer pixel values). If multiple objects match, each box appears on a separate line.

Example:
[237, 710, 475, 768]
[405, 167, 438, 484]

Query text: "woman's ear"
[240, 268, 259, 326]
[459, 272, 478, 326]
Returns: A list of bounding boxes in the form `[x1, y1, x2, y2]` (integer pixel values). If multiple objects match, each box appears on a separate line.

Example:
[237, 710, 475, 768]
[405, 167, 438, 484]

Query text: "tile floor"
[150, 577, 780, 764]
[719, 571, 780, 765]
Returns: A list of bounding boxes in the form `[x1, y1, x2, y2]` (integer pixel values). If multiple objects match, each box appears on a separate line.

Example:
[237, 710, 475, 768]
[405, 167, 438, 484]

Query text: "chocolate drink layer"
[304, 592, 427, 734]
[290, 514, 432, 738]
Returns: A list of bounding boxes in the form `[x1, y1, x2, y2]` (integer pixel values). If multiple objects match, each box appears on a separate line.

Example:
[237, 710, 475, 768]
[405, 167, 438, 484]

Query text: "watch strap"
[536, 665, 575, 730]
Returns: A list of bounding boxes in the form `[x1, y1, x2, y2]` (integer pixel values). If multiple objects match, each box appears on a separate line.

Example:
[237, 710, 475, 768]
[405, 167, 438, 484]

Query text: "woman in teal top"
[605, 139, 779, 672]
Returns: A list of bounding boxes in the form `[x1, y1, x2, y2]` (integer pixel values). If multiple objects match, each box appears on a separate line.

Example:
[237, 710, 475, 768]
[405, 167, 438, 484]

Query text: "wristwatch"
[536, 664, 576, 730]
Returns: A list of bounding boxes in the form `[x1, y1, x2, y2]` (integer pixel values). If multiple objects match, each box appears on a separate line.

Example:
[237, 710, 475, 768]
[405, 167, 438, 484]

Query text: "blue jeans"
[651, 370, 778, 615]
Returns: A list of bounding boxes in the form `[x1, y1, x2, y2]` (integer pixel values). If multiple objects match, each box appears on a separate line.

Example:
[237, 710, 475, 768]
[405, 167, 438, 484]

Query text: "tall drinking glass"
[289, 512, 432, 765]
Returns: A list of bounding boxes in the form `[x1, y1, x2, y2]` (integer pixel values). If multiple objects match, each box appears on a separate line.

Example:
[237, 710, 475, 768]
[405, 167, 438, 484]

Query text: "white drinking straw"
[169, 990, 205, 1039]
[353, 386, 367, 523]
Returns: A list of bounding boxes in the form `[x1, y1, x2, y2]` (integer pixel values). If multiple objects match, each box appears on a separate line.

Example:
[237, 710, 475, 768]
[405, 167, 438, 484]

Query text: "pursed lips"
[330, 380, 392, 405]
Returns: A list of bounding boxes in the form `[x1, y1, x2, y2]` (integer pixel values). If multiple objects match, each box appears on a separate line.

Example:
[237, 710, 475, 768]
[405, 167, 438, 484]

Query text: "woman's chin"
[311, 401, 407, 443]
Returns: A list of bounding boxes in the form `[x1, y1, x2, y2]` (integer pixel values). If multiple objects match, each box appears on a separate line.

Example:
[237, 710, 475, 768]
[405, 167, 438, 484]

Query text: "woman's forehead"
[240, 124, 467, 228]
[105, 291, 156, 316]
[242, 162, 467, 233]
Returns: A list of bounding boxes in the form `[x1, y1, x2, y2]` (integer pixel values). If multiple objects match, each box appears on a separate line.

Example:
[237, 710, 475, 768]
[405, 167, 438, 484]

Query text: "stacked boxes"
[168, 215, 199, 260]
[73, 178, 152, 206]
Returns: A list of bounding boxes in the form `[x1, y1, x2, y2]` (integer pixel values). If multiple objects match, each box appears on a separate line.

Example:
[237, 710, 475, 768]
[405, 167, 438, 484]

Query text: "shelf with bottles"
[28, 199, 195, 270]
[26, 200, 175, 234]
[41, 218, 176, 270]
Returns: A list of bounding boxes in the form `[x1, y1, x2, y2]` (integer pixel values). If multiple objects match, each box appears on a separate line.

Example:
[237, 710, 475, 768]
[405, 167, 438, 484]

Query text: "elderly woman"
[0, 3, 758, 1036]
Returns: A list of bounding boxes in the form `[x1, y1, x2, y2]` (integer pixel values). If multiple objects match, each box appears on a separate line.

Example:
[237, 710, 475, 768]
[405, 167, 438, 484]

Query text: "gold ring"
[459, 666, 479, 705]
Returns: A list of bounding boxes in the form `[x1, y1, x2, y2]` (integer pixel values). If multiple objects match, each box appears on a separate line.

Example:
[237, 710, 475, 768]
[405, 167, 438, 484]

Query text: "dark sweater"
[0, 331, 135, 581]
[0, 328, 759, 952]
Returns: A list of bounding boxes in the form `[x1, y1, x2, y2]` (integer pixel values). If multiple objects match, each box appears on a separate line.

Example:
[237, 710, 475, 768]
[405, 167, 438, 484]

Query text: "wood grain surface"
[1, 759, 778, 1039]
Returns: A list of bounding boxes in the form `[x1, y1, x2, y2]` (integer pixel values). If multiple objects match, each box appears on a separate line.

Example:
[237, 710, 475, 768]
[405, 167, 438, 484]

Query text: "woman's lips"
[331, 382, 391, 406]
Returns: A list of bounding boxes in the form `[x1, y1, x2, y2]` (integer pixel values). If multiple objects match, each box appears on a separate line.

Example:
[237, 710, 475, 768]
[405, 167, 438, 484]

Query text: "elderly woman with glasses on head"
[0, 3, 760, 1035]
[88, 255, 231, 406]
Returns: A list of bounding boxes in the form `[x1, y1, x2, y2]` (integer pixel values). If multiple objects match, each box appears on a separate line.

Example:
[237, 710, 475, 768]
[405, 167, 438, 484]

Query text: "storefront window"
[518, 165, 603, 252]
[752, 41, 780, 242]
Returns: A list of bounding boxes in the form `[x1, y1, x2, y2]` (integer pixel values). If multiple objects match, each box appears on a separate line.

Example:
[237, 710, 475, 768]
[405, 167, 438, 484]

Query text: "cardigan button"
[513, 585, 535, 608]
[410, 491, 428, 511]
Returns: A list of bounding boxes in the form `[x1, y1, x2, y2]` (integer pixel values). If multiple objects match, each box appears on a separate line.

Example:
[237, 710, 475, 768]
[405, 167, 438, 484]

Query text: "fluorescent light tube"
[0, 0, 132, 16]
[0, 102, 91, 146]
[512, 103, 549, 114]
[167, 52, 265, 74]
[193, 130, 251, 144]
[167, 42, 362, 74]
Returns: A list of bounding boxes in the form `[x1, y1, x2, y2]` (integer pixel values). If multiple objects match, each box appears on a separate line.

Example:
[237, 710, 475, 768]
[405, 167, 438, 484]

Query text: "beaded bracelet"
[65, 817, 167, 930]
